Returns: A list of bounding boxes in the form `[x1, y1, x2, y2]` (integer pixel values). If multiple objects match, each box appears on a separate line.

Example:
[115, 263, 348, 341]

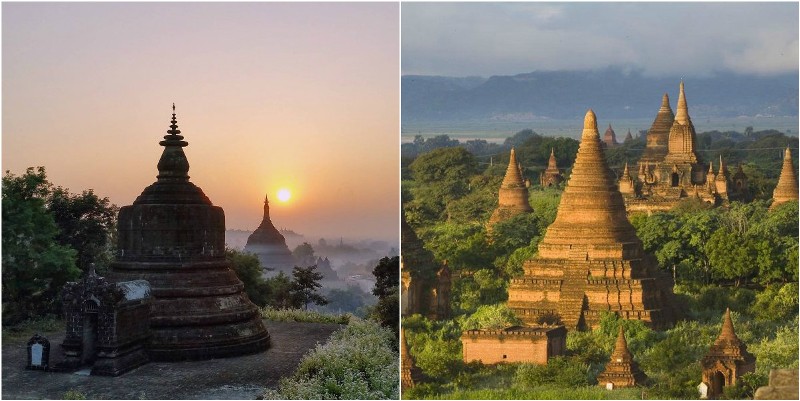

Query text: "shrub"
[263, 319, 398, 399]
[260, 307, 350, 325]
[513, 357, 591, 388]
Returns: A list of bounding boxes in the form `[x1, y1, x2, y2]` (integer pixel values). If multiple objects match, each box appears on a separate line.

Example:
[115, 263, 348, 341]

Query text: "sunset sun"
[277, 188, 291, 202]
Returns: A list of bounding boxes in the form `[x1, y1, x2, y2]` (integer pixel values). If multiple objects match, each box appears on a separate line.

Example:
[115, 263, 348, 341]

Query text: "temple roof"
[537, 110, 641, 256]
[133, 105, 211, 205]
[705, 308, 755, 363]
[666, 81, 699, 163]
[772, 147, 799, 209]
[604, 124, 618, 146]
[611, 325, 633, 362]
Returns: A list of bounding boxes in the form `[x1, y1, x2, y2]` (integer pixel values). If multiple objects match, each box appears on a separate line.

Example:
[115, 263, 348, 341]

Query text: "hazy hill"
[402, 69, 798, 123]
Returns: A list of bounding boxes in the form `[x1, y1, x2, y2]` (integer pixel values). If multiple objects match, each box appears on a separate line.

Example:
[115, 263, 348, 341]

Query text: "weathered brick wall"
[463, 336, 548, 365]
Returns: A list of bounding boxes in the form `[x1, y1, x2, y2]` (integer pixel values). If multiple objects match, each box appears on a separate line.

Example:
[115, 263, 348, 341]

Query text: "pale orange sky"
[3, 3, 399, 242]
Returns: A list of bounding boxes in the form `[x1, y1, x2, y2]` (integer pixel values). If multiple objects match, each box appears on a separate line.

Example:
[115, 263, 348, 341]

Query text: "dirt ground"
[1, 320, 341, 400]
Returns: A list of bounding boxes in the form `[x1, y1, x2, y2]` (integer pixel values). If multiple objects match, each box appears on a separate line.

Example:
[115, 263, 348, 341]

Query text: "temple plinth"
[770, 147, 798, 210]
[244, 194, 295, 272]
[507, 109, 679, 330]
[597, 326, 647, 389]
[109, 106, 270, 361]
[488, 148, 532, 227]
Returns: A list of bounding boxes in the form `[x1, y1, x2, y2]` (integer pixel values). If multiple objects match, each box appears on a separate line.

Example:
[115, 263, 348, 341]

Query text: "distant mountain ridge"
[402, 69, 798, 123]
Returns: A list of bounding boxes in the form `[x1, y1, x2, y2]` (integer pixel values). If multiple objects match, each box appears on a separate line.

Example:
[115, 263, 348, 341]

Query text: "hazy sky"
[3, 2, 399, 242]
[402, 2, 799, 77]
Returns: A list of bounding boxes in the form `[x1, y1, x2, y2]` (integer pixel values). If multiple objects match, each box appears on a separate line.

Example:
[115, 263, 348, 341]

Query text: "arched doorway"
[671, 173, 680, 187]
[81, 299, 99, 365]
[712, 370, 725, 398]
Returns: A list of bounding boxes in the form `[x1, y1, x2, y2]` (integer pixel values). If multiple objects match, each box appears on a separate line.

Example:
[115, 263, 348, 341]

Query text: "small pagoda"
[539, 148, 564, 187]
[770, 147, 798, 210]
[488, 148, 532, 227]
[597, 326, 647, 389]
[603, 124, 618, 148]
[700, 308, 755, 399]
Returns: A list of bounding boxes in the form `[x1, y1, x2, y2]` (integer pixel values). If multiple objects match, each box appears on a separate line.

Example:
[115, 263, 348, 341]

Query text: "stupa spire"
[157, 103, 190, 181]
[537, 109, 640, 257]
[548, 148, 558, 169]
[502, 148, 525, 187]
[675, 81, 689, 124]
[622, 162, 630, 178]
[613, 325, 632, 361]
[488, 147, 533, 227]
[660, 93, 671, 112]
[720, 308, 737, 341]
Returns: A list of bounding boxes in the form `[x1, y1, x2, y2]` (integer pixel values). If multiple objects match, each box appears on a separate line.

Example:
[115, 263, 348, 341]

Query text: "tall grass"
[259, 307, 351, 325]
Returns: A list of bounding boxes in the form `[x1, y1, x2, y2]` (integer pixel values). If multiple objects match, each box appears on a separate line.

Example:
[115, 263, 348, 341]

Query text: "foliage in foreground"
[262, 319, 398, 399]
[260, 307, 351, 325]
[1, 315, 64, 342]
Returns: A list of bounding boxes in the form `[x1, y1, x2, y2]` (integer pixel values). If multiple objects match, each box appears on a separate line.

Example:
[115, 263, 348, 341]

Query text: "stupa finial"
[582, 109, 598, 140]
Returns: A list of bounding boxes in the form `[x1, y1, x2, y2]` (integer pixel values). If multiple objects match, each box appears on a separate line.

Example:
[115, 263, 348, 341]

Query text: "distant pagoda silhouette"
[244, 194, 295, 271]
[109, 105, 271, 360]
[507, 110, 679, 330]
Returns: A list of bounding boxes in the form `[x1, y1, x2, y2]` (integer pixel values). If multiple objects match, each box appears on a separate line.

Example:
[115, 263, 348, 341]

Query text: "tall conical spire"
[548, 148, 558, 169]
[613, 325, 633, 361]
[503, 148, 524, 187]
[537, 109, 640, 258]
[675, 80, 689, 124]
[717, 155, 728, 181]
[720, 308, 737, 340]
[660, 92, 671, 112]
[622, 162, 630, 178]
[771, 147, 799, 209]
[262, 193, 271, 222]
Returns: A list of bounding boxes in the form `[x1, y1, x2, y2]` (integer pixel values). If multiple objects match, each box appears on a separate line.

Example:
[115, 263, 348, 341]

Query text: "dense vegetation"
[401, 129, 798, 399]
[2, 167, 117, 325]
[262, 319, 399, 399]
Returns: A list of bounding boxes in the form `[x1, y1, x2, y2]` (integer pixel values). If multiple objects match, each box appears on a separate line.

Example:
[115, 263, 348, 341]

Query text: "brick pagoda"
[244, 194, 295, 272]
[488, 148, 532, 227]
[539, 148, 564, 187]
[770, 147, 798, 210]
[506, 109, 679, 330]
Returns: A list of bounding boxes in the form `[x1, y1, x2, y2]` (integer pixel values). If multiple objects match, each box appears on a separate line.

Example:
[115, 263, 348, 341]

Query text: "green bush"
[460, 304, 521, 330]
[513, 357, 591, 388]
[260, 307, 350, 325]
[263, 319, 398, 399]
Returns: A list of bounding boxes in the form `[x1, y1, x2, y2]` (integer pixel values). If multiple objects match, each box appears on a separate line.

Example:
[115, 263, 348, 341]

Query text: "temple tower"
[604, 124, 619, 148]
[639, 93, 674, 165]
[507, 110, 679, 330]
[109, 106, 270, 361]
[597, 326, 647, 389]
[244, 194, 295, 272]
[401, 217, 436, 316]
[540, 148, 564, 187]
[770, 147, 798, 210]
[666, 81, 699, 164]
[624, 129, 633, 143]
[715, 156, 729, 196]
[488, 148, 533, 227]
[619, 162, 634, 195]
[701, 309, 755, 399]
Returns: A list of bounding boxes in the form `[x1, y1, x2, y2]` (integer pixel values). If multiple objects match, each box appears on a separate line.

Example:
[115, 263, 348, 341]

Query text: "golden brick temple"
[488, 148, 533, 227]
[506, 109, 680, 330]
[620, 82, 745, 213]
[770, 147, 798, 210]
[597, 326, 647, 389]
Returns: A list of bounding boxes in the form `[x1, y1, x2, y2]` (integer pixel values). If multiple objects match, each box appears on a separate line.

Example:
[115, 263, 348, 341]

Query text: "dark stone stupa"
[108, 105, 270, 361]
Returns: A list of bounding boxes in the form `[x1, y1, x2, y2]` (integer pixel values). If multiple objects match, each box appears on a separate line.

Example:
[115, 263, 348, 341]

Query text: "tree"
[48, 186, 118, 273]
[409, 147, 479, 221]
[371, 256, 399, 334]
[264, 272, 295, 309]
[226, 248, 270, 307]
[290, 265, 328, 310]
[2, 167, 80, 324]
[293, 242, 314, 259]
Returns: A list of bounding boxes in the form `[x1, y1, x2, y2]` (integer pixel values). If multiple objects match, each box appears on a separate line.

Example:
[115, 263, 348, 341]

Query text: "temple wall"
[462, 335, 551, 365]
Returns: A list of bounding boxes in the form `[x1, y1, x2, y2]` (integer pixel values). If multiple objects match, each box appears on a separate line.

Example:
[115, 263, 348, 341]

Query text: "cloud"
[402, 2, 799, 77]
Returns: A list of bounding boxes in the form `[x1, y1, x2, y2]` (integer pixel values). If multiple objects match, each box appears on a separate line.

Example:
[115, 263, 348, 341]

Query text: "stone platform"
[1, 320, 341, 399]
